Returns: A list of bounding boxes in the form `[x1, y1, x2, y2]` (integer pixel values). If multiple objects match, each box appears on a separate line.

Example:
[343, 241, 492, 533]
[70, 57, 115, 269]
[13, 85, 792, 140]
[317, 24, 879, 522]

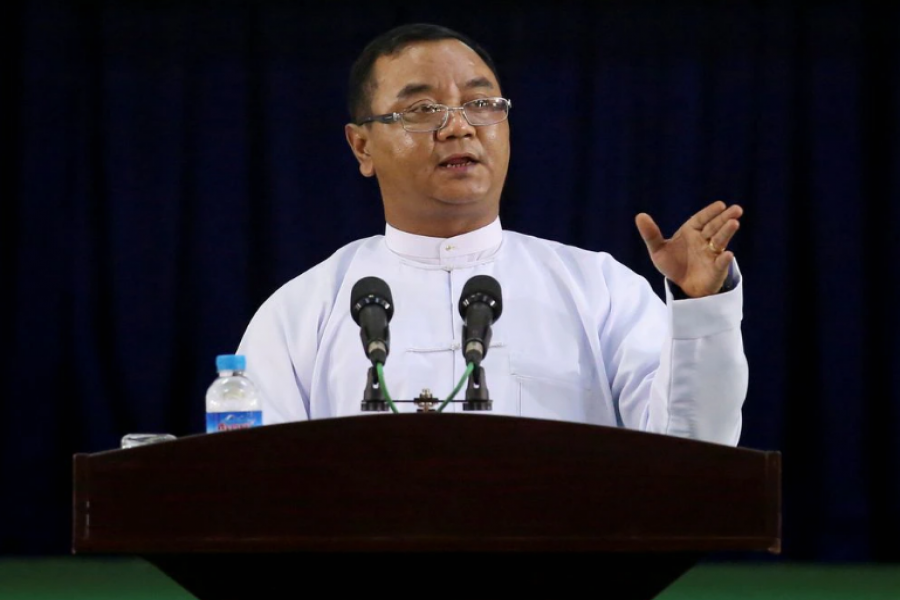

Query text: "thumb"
[635, 213, 664, 253]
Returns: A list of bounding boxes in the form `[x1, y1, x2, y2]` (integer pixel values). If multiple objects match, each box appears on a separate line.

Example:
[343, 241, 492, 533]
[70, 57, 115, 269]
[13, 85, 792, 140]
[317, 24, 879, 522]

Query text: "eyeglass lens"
[402, 98, 509, 132]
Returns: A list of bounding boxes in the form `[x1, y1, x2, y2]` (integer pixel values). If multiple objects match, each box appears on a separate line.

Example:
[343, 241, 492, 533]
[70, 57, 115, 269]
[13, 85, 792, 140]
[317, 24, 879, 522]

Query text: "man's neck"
[384, 216, 502, 265]
[384, 213, 499, 239]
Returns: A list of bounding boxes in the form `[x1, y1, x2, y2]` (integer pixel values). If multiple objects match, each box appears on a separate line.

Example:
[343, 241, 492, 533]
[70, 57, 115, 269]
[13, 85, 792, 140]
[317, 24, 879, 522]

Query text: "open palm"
[635, 201, 743, 298]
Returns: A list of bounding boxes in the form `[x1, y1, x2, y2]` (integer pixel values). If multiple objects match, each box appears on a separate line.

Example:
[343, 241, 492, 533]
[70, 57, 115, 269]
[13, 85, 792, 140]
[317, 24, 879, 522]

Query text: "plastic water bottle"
[205, 354, 263, 433]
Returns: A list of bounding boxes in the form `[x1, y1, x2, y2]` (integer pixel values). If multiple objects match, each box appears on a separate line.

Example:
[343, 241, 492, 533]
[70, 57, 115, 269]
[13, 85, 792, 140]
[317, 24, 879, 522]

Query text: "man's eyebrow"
[464, 76, 495, 90]
[396, 83, 433, 100]
[395, 77, 495, 101]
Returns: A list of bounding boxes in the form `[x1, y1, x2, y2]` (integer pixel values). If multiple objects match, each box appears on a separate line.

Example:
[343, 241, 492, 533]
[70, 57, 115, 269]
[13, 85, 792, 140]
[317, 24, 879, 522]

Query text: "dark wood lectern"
[72, 414, 781, 599]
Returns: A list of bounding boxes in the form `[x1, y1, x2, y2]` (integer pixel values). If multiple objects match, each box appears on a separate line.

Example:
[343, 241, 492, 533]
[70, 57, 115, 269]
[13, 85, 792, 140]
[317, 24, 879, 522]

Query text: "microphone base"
[462, 400, 493, 411]
[463, 365, 493, 411]
[361, 366, 390, 412]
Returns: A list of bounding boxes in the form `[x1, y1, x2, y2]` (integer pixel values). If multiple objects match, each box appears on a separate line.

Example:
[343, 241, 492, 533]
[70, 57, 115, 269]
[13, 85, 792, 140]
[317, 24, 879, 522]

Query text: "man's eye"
[409, 104, 442, 114]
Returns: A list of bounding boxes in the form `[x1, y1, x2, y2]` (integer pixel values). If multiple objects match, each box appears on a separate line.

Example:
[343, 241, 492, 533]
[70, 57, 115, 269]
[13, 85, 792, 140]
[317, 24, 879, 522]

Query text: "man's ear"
[345, 123, 375, 177]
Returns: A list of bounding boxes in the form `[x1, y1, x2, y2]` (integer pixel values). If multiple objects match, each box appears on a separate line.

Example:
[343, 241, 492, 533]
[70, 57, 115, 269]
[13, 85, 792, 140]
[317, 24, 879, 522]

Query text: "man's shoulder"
[502, 229, 614, 264]
[264, 234, 384, 304]
[501, 228, 646, 288]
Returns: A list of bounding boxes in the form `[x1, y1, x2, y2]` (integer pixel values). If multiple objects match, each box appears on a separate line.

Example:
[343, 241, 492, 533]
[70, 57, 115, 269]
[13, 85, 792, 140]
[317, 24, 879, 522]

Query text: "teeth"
[443, 159, 473, 167]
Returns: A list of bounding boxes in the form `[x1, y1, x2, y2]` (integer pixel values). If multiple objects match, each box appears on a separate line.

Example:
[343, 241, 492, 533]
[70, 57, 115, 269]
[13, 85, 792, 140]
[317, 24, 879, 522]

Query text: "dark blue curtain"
[4, 0, 899, 561]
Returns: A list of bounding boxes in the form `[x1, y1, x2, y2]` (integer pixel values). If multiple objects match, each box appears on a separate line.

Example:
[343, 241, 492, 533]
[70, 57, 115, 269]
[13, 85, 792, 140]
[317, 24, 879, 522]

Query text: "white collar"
[384, 217, 503, 266]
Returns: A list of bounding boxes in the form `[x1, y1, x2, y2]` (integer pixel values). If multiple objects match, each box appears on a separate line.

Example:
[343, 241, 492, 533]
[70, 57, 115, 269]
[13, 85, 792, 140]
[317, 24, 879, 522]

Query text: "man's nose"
[437, 107, 475, 139]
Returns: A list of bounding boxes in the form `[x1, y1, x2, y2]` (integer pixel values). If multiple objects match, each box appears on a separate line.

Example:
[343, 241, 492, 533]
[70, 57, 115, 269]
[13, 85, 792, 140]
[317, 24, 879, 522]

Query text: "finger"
[709, 218, 740, 254]
[714, 250, 735, 271]
[635, 213, 665, 253]
[688, 200, 728, 230]
[701, 204, 743, 240]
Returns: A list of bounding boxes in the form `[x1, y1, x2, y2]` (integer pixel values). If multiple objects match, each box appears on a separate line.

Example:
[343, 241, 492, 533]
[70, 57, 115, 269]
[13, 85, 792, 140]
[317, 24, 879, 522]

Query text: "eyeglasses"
[357, 97, 512, 133]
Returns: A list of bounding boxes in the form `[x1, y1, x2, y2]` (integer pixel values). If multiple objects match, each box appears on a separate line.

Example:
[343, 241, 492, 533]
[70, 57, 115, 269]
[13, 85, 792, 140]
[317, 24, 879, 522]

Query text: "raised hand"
[635, 201, 742, 298]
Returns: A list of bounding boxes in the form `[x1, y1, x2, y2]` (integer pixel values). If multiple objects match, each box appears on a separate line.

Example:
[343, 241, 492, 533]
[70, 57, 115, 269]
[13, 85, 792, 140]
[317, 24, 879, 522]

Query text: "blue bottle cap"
[215, 354, 246, 371]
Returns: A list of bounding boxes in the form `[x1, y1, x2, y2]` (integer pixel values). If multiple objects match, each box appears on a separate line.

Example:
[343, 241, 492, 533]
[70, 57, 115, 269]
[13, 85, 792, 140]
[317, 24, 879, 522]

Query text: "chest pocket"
[508, 351, 609, 424]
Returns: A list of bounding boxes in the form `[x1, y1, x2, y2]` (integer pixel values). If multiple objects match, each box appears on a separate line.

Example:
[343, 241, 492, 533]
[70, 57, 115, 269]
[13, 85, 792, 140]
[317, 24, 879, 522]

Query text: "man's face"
[346, 39, 511, 238]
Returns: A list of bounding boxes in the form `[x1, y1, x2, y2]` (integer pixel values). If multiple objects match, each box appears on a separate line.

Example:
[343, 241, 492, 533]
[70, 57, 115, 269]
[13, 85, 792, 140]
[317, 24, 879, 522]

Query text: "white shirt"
[237, 217, 747, 445]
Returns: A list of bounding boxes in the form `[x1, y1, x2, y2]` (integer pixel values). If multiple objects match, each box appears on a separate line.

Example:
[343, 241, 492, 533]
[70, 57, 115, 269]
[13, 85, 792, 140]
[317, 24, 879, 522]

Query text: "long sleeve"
[236, 290, 313, 424]
[606, 260, 747, 446]
[656, 263, 747, 445]
[235, 238, 373, 425]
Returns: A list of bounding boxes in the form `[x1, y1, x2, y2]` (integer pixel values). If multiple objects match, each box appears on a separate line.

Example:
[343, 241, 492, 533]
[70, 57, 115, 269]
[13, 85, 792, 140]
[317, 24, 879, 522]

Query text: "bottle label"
[206, 411, 263, 433]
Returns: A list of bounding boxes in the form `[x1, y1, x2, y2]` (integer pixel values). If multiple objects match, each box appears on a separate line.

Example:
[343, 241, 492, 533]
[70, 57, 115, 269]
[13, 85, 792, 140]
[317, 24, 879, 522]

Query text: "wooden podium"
[72, 414, 781, 599]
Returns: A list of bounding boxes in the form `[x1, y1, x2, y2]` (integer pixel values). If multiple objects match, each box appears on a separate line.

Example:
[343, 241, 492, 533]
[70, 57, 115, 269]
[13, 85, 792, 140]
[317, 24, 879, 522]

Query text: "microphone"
[458, 274, 503, 366]
[350, 277, 394, 366]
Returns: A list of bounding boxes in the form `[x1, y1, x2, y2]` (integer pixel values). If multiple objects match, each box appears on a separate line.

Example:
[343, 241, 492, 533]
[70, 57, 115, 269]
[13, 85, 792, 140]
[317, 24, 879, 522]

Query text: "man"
[236, 23, 747, 445]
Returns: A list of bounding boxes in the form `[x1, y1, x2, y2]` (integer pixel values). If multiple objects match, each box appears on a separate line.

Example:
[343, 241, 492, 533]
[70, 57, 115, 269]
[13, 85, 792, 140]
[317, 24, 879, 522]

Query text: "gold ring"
[707, 239, 723, 254]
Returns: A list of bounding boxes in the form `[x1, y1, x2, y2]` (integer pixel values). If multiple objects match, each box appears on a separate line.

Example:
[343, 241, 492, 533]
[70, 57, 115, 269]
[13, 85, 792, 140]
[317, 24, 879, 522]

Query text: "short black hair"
[347, 23, 501, 124]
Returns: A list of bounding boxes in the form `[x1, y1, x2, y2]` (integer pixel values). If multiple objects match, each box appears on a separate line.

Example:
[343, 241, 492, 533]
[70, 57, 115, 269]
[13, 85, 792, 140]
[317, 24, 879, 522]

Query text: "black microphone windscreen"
[458, 274, 503, 321]
[350, 276, 394, 324]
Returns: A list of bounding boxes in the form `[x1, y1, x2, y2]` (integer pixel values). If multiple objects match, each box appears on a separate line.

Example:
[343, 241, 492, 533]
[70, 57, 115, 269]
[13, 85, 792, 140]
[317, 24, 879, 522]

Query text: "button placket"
[447, 268, 471, 413]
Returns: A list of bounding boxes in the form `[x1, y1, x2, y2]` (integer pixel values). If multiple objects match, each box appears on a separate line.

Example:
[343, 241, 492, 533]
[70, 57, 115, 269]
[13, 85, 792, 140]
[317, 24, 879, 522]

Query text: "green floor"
[0, 558, 898, 599]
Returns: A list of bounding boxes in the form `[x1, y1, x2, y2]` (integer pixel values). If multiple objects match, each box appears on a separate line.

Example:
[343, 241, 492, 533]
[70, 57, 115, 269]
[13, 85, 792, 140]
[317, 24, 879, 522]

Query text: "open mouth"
[439, 156, 479, 169]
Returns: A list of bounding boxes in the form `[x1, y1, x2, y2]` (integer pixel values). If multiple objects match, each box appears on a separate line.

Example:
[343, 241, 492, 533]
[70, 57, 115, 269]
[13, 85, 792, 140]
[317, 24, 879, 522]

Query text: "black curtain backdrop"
[3, 0, 898, 561]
